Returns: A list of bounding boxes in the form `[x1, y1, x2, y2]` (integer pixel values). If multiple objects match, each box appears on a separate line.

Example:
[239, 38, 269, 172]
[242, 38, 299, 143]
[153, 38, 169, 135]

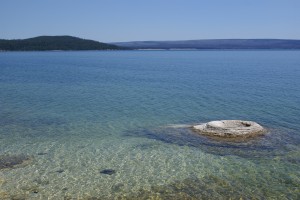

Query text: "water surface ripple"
[0, 51, 299, 199]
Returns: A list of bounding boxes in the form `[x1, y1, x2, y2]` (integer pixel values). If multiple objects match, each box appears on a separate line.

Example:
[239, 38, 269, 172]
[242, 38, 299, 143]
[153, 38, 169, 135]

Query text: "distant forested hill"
[112, 39, 300, 49]
[0, 36, 123, 51]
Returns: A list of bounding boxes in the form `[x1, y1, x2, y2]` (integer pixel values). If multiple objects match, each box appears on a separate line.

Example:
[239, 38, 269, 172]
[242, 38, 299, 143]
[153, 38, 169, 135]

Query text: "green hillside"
[0, 36, 124, 51]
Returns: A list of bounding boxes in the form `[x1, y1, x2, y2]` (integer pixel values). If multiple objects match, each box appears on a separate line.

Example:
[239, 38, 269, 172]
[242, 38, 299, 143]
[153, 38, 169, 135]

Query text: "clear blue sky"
[1, 0, 299, 42]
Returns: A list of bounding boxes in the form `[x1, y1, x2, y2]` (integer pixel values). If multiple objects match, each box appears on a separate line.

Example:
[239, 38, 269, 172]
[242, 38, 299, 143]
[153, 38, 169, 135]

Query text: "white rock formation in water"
[192, 120, 265, 138]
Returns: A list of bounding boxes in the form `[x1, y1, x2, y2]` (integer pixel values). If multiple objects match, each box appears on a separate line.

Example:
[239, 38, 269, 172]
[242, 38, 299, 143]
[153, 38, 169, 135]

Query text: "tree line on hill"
[0, 36, 124, 51]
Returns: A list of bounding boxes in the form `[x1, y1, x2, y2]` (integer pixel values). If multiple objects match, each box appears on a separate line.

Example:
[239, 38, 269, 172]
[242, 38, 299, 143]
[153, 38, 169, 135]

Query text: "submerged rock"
[56, 169, 64, 173]
[100, 169, 116, 175]
[192, 120, 265, 138]
[0, 154, 33, 170]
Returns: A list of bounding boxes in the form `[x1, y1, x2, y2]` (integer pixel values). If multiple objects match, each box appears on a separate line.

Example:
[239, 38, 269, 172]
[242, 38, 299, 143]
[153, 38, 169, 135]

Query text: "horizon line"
[1, 35, 300, 43]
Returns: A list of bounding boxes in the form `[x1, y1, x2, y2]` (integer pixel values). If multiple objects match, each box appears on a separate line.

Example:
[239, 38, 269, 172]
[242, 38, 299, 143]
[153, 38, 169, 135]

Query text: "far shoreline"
[1, 49, 300, 52]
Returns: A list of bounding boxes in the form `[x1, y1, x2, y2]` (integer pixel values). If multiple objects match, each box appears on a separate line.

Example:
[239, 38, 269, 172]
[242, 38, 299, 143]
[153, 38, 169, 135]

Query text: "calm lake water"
[0, 51, 299, 199]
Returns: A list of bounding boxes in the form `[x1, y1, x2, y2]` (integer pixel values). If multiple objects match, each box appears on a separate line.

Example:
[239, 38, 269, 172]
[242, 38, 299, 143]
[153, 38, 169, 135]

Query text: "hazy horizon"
[2, 36, 300, 44]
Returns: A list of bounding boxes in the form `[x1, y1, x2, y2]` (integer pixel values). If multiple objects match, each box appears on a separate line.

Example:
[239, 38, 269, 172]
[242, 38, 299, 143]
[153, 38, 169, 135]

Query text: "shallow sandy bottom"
[0, 122, 299, 199]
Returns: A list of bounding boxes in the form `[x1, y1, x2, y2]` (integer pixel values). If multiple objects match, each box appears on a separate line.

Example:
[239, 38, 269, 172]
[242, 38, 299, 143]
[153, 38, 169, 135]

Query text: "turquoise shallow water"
[0, 50, 299, 199]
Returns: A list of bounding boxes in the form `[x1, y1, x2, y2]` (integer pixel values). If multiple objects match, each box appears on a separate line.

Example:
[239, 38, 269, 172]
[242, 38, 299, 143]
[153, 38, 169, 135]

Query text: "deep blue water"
[0, 51, 300, 199]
